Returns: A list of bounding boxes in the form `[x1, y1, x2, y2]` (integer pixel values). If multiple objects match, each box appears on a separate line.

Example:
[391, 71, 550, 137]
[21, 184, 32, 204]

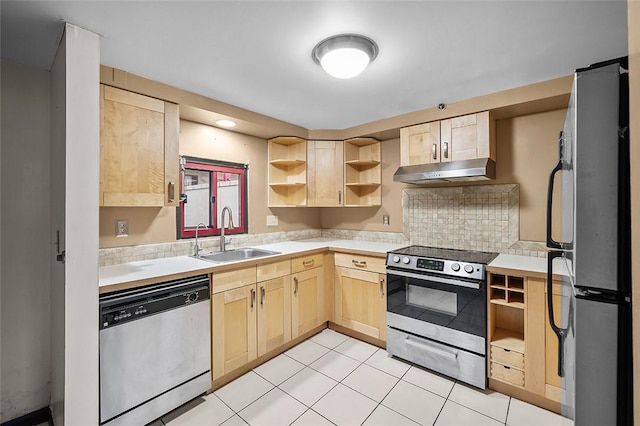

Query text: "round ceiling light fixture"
[216, 119, 236, 128]
[312, 34, 378, 79]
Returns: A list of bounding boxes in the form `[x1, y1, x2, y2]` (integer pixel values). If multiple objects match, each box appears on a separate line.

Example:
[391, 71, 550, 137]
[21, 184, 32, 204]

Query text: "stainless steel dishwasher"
[99, 274, 211, 426]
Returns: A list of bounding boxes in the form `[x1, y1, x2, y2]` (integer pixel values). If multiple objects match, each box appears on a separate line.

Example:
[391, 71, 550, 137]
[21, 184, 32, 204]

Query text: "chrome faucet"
[220, 206, 235, 252]
[193, 222, 207, 256]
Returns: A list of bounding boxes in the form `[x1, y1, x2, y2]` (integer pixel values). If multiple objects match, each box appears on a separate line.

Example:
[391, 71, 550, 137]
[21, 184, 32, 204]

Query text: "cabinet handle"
[250, 288, 256, 308]
[443, 142, 449, 159]
[380, 278, 385, 296]
[338, 190, 342, 205]
[352, 259, 367, 267]
[293, 277, 299, 295]
[261, 286, 266, 305]
[168, 181, 175, 203]
[432, 143, 437, 160]
[302, 259, 314, 267]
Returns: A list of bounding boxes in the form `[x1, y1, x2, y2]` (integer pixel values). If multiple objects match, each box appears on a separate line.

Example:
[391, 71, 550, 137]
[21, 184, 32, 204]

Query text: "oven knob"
[392, 255, 400, 263]
[464, 264, 474, 274]
[402, 257, 411, 264]
[451, 263, 460, 272]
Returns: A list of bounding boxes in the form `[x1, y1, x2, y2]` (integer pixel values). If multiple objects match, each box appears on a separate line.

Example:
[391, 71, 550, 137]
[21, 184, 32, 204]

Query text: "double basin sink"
[193, 248, 280, 264]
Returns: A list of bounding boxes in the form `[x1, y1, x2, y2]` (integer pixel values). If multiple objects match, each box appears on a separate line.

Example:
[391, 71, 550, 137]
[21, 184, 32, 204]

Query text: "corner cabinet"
[308, 140, 344, 206]
[487, 268, 562, 413]
[343, 138, 381, 206]
[268, 137, 307, 207]
[400, 111, 495, 166]
[100, 85, 179, 207]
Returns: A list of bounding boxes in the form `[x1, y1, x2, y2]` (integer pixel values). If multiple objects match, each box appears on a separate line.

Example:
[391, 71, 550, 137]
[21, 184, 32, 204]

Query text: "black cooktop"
[390, 245, 499, 265]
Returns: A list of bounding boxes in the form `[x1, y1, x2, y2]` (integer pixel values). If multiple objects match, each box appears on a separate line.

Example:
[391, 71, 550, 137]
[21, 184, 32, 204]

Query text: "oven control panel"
[386, 253, 486, 280]
[416, 258, 444, 271]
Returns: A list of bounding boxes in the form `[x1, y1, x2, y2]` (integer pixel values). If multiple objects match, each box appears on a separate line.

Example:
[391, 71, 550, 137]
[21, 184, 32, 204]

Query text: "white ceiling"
[1, 1, 628, 130]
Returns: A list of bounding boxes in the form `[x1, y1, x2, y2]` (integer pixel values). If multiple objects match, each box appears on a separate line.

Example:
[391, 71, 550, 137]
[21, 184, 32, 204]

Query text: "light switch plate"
[266, 215, 278, 226]
[116, 219, 129, 237]
[383, 215, 390, 226]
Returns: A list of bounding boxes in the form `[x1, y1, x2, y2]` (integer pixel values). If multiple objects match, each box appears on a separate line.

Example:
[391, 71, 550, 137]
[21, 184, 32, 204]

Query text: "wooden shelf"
[269, 182, 305, 187]
[491, 327, 525, 353]
[345, 182, 381, 187]
[269, 159, 305, 166]
[345, 160, 381, 166]
[490, 298, 525, 309]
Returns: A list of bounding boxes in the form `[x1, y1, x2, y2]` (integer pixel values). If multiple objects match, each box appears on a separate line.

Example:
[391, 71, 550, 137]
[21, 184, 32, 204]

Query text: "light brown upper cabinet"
[307, 140, 344, 206]
[343, 138, 381, 207]
[268, 137, 307, 207]
[100, 85, 179, 207]
[400, 111, 495, 166]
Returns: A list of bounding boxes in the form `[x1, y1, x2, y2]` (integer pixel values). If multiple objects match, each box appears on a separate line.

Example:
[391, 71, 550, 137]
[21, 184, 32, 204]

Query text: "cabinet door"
[291, 267, 326, 338]
[335, 267, 386, 340]
[307, 140, 344, 206]
[400, 121, 441, 166]
[440, 111, 492, 162]
[212, 284, 257, 380]
[100, 85, 179, 207]
[257, 276, 292, 357]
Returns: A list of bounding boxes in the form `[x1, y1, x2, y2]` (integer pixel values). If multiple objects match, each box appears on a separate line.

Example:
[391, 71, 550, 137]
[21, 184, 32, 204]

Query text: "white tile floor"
[155, 329, 573, 426]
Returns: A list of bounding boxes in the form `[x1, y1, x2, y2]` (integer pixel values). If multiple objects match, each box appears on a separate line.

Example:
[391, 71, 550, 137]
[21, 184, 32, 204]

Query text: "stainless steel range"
[385, 246, 498, 389]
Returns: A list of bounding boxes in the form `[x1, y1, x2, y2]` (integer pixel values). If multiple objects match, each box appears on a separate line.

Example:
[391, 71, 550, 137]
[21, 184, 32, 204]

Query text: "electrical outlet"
[383, 215, 390, 226]
[266, 215, 278, 226]
[116, 220, 129, 237]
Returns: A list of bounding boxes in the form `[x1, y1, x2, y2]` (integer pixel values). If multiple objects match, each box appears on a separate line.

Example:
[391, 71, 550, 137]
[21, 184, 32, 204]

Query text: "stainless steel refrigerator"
[546, 57, 632, 425]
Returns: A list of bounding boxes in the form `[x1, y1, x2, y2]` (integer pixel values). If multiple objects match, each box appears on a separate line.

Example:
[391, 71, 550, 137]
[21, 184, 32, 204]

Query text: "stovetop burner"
[390, 245, 499, 265]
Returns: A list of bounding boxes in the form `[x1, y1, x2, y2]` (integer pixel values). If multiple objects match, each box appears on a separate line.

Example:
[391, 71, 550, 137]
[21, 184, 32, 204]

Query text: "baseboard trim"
[1, 407, 53, 426]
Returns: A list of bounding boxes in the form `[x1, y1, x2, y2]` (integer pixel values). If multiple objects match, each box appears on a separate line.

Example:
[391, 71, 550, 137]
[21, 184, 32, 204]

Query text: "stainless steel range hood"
[393, 158, 496, 183]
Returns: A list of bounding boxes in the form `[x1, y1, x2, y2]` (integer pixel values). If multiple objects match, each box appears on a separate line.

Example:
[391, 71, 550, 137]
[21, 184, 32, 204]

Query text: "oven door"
[386, 268, 486, 355]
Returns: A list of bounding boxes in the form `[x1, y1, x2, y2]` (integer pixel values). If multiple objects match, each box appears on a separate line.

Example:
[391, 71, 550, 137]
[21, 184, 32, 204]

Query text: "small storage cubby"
[488, 271, 526, 388]
[343, 137, 381, 206]
[268, 137, 307, 206]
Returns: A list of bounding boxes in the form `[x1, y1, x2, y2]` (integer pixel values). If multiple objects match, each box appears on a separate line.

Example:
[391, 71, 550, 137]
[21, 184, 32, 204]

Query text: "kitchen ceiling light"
[216, 119, 236, 128]
[312, 34, 378, 79]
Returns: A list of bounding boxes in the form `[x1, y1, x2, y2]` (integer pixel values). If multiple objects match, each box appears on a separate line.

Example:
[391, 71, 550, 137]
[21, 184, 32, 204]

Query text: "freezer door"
[574, 296, 618, 426]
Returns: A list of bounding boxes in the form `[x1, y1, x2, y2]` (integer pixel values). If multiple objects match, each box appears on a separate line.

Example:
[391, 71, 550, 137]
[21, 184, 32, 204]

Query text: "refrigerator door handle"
[547, 131, 566, 250]
[547, 250, 569, 377]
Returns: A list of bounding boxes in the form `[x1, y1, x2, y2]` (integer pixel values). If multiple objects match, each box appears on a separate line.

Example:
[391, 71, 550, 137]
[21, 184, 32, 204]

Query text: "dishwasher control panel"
[99, 275, 210, 329]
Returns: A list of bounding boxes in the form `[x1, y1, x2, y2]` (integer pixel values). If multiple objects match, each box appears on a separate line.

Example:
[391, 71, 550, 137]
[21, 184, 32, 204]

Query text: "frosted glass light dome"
[312, 34, 378, 79]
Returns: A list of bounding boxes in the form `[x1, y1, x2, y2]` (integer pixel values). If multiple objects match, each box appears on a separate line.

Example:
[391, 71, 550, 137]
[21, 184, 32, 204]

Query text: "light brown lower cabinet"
[487, 269, 563, 412]
[212, 283, 257, 380]
[257, 275, 292, 357]
[334, 266, 386, 340]
[291, 254, 326, 339]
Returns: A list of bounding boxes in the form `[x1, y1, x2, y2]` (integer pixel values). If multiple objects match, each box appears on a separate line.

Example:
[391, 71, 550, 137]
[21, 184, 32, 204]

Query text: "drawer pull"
[302, 259, 315, 267]
[168, 181, 175, 203]
[405, 336, 458, 360]
[293, 277, 299, 295]
[250, 288, 256, 308]
[261, 286, 266, 305]
[380, 278, 385, 296]
[352, 259, 367, 267]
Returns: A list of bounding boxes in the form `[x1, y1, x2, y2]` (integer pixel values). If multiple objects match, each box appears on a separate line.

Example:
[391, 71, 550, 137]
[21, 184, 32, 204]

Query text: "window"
[178, 157, 248, 239]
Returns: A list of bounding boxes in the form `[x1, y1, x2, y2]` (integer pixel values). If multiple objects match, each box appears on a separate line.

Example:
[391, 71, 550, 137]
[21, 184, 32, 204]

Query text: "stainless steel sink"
[194, 248, 280, 263]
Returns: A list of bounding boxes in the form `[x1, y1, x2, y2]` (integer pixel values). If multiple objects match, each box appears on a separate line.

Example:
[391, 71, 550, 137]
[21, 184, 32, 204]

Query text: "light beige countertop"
[488, 253, 571, 280]
[99, 238, 407, 293]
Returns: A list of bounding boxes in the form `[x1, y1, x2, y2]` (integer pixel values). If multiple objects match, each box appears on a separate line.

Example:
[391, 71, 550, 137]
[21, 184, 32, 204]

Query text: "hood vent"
[393, 158, 496, 184]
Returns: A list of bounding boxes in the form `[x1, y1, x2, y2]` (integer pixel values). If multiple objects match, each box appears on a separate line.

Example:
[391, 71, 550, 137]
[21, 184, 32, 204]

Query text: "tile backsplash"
[403, 184, 520, 253]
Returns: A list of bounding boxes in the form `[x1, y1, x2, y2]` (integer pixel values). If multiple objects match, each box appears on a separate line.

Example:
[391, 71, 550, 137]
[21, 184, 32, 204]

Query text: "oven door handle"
[386, 269, 480, 290]
[405, 336, 458, 360]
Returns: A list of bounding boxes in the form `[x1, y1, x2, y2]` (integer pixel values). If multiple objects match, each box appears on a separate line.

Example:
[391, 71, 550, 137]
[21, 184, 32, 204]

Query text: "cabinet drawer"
[490, 345, 524, 369]
[212, 267, 257, 294]
[291, 253, 323, 273]
[257, 260, 291, 282]
[334, 253, 385, 274]
[491, 362, 524, 387]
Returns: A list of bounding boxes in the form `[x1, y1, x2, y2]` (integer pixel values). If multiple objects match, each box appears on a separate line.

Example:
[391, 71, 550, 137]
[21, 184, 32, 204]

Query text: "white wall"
[0, 61, 52, 422]
[50, 23, 100, 425]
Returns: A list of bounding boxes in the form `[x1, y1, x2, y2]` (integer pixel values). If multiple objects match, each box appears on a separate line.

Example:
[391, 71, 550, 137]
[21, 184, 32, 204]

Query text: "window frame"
[177, 157, 248, 239]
